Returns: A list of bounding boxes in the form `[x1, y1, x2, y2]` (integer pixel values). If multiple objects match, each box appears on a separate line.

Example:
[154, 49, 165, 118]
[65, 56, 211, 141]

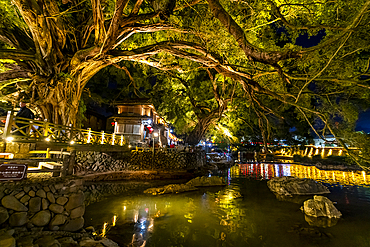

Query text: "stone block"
[70, 205, 85, 219]
[20, 194, 31, 204]
[42, 198, 49, 210]
[50, 214, 67, 226]
[60, 217, 84, 232]
[28, 190, 36, 197]
[0, 206, 9, 224]
[65, 192, 84, 211]
[9, 212, 27, 226]
[56, 196, 68, 206]
[29, 197, 42, 213]
[31, 210, 51, 226]
[36, 189, 46, 198]
[1, 195, 28, 211]
[49, 203, 64, 214]
[0, 234, 16, 247]
[14, 191, 25, 199]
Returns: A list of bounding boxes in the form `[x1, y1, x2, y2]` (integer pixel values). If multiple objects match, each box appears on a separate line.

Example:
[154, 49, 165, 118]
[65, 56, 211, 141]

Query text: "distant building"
[313, 135, 337, 147]
[107, 99, 174, 146]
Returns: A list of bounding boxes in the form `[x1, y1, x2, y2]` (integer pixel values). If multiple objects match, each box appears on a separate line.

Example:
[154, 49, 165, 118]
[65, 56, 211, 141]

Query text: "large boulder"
[267, 177, 330, 197]
[144, 176, 226, 195]
[186, 176, 225, 187]
[304, 215, 339, 228]
[301, 195, 342, 219]
[144, 184, 198, 195]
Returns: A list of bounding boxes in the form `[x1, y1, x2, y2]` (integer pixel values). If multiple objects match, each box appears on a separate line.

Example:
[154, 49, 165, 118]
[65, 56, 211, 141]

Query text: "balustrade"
[0, 111, 126, 146]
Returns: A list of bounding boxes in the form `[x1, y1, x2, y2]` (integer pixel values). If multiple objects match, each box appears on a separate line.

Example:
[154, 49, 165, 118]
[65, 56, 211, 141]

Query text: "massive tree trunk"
[185, 117, 214, 145]
[30, 61, 108, 126]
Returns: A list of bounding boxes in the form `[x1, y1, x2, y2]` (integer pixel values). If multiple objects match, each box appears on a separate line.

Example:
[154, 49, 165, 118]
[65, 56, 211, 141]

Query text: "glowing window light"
[120, 135, 124, 146]
[70, 140, 75, 145]
[321, 148, 325, 157]
[338, 149, 343, 156]
[328, 149, 332, 156]
[45, 137, 51, 142]
[315, 149, 319, 155]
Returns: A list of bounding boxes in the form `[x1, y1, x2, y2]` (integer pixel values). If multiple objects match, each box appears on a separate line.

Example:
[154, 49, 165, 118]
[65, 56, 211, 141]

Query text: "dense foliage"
[1, 0, 370, 165]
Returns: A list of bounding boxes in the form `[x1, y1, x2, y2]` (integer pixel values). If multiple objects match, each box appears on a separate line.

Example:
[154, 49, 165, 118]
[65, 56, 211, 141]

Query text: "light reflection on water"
[85, 164, 370, 247]
[237, 163, 370, 187]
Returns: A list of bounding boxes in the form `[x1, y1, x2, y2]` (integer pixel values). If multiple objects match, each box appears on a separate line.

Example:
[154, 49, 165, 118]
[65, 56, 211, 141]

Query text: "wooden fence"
[1, 111, 126, 146]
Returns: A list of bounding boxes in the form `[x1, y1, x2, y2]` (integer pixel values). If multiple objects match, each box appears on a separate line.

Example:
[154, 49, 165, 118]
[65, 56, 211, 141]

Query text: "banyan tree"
[0, 0, 370, 151]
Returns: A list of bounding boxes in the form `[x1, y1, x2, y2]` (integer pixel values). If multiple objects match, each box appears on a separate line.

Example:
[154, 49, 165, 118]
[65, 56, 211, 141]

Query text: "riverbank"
[0, 169, 206, 247]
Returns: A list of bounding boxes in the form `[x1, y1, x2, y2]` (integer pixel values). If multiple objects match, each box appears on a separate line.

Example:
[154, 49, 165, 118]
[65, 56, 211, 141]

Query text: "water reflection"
[85, 163, 370, 247]
[86, 185, 270, 246]
[237, 163, 369, 187]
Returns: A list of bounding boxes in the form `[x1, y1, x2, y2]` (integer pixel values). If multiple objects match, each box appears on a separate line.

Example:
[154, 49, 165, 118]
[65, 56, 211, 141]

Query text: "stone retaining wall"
[74, 150, 206, 174]
[0, 176, 188, 233]
[0, 178, 86, 232]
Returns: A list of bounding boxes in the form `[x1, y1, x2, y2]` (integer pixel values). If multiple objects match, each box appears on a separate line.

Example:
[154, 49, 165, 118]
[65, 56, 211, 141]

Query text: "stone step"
[27, 167, 61, 173]
[38, 162, 63, 170]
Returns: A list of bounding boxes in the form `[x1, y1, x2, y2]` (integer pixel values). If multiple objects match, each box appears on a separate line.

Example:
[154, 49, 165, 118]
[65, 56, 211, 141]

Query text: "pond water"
[85, 163, 370, 247]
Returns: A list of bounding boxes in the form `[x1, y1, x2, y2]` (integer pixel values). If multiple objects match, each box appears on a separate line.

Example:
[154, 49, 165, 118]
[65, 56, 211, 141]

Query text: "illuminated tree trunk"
[185, 117, 214, 145]
[30, 61, 108, 126]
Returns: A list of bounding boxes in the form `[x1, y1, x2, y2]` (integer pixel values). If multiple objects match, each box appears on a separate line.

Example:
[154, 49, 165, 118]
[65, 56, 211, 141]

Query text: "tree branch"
[206, 0, 302, 65]
[0, 70, 31, 82]
[267, 0, 348, 31]
[131, 0, 144, 15]
[114, 23, 189, 49]
[105, 0, 130, 49]
[0, 49, 35, 60]
[91, 0, 106, 46]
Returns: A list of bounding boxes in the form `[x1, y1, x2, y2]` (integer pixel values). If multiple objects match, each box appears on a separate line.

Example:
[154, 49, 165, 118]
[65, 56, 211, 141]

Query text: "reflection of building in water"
[237, 163, 370, 187]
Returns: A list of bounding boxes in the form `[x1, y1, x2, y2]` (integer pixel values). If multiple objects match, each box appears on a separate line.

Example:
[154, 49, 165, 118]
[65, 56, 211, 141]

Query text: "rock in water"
[301, 195, 342, 219]
[186, 176, 225, 187]
[144, 176, 226, 195]
[304, 214, 339, 228]
[144, 184, 198, 195]
[267, 176, 330, 197]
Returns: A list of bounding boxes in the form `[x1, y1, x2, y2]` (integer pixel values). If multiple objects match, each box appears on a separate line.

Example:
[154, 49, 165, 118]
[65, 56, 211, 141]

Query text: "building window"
[125, 124, 133, 133]
[116, 124, 124, 133]
[133, 124, 140, 134]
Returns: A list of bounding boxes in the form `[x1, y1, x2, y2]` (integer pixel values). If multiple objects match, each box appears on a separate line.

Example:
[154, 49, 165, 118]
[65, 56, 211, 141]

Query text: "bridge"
[1, 111, 126, 146]
[0, 111, 128, 178]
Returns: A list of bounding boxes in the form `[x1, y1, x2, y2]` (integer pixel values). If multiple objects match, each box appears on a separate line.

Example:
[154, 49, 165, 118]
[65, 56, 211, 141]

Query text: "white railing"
[1, 111, 126, 146]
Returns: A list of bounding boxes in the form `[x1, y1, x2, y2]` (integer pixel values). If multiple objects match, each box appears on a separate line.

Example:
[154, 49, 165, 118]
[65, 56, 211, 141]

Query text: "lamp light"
[5, 137, 13, 142]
